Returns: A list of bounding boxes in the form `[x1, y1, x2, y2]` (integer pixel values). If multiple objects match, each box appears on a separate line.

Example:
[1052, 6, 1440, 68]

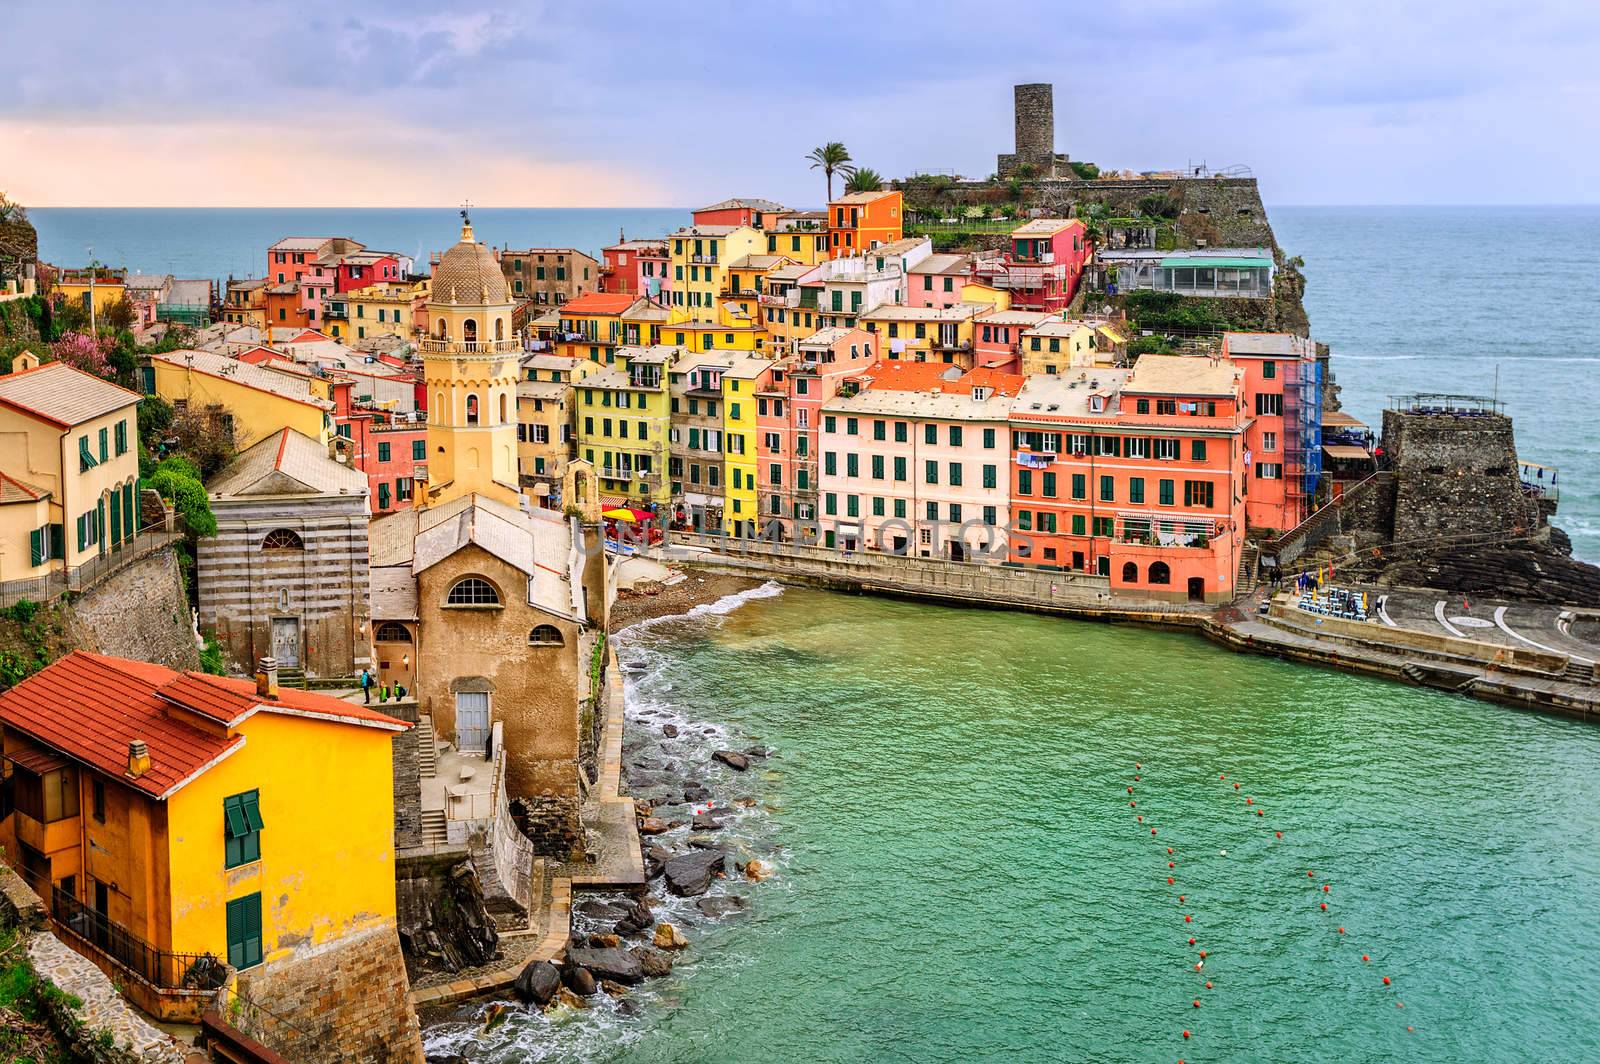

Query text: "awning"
[1321, 410, 1366, 428]
[6, 748, 68, 775]
[1160, 256, 1273, 269]
[1323, 444, 1372, 460]
[1096, 325, 1127, 344]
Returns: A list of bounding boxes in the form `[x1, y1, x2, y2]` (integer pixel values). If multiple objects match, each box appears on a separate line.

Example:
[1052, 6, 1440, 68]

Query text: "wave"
[623, 580, 785, 633]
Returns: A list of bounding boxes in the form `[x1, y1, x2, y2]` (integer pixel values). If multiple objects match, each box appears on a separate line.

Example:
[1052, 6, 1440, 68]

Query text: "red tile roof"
[0, 652, 406, 800]
[559, 292, 638, 316]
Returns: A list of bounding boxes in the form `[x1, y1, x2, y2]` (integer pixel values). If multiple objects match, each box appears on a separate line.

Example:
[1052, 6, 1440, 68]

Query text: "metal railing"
[47, 881, 229, 991]
[417, 337, 523, 354]
[0, 528, 183, 607]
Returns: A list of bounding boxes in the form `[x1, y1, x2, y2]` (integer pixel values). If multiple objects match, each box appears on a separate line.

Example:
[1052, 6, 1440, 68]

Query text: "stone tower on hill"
[998, 83, 1070, 179]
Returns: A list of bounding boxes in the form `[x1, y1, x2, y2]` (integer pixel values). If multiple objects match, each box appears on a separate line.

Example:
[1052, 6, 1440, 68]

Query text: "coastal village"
[0, 83, 1597, 1062]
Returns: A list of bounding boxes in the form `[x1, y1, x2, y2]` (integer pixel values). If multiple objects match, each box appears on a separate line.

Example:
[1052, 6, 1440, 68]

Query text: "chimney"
[127, 740, 150, 778]
[256, 656, 279, 699]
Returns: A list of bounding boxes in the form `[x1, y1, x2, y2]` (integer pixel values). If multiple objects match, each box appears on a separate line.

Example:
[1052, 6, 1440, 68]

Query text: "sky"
[5, 0, 1599, 208]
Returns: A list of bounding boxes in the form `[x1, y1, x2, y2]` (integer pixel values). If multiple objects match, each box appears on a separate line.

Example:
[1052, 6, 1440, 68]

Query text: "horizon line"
[21, 201, 1600, 211]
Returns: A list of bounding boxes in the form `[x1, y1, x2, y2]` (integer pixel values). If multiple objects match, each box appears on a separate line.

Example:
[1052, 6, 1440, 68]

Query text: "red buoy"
[1168, 877, 1175, 885]
[1136, 762, 1142, 769]
[1184, 914, 1193, 923]
[1179, 895, 1185, 902]
[1138, 816, 1144, 822]
[1219, 774, 1225, 780]
[1233, 782, 1240, 790]
[1323, 884, 1330, 892]
[1167, 848, 1173, 855]
[1205, 981, 1212, 989]
[1320, 903, 1328, 911]
[1275, 831, 1282, 839]
[1152, 828, 1158, 835]
[1362, 955, 1369, 962]
[1131, 801, 1137, 807]
[1169, 861, 1175, 868]
[1308, 871, 1315, 878]
[1193, 999, 1201, 1008]
[1199, 951, 1206, 958]
[1188, 937, 1196, 945]
[1183, 1030, 1190, 1039]
[1338, 927, 1345, 934]
[1135, 775, 1141, 781]
[1246, 797, 1253, 804]
[1383, 976, 1391, 986]
[1407, 1026, 1414, 1033]
[1256, 809, 1264, 816]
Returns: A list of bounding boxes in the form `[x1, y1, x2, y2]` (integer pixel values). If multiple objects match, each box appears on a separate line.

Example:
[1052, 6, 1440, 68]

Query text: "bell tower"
[420, 209, 522, 509]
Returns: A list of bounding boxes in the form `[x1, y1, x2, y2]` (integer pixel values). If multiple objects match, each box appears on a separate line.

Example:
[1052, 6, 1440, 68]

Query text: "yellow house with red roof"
[0, 651, 413, 1046]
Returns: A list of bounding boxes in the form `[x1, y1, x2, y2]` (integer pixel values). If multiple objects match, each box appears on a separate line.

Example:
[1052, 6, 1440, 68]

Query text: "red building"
[599, 239, 670, 299]
[1220, 332, 1323, 534]
[973, 219, 1091, 313]
[336, 251, 402, 293]
[691, 198, 788, 230]
[329, 380, 424, 514]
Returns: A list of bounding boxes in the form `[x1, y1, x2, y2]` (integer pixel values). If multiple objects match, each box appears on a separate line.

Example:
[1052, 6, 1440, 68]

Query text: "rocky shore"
[609, 570, 766, 630]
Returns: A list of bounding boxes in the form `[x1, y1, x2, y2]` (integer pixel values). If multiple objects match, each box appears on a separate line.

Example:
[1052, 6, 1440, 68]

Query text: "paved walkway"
[26, 932, 188, 1063]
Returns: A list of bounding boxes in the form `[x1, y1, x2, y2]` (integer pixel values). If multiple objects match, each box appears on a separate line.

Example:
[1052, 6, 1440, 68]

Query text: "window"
[466, 394, 480, 424]
[1155, 438, 1180, 461]
[261, 528, 303, 551]
[871, 455, 884, 480]
[949, 463, 963, 486]
[378, 441, 392, 462]
[1122, 562, 1139, 584]
[924, 424, 936, 445]
[1018, 469, 1033, 496]
[1100, 475, 1114, 502]
[1094, 517, 1114, 538]
[1129, 477, 1145, 504]
[1262, 431, 1278, 453]
[226, 893, 263, 971]
[1071, 514, 1086, 535]
[1256, 393, 1283, 416]
[445, 577, 500, 606]
[1149, 561, 1171, 585]
[949, 426, 962, 447]
[529, 625, 564, 646]
[1159, 479, 1175, 506]
[413, 439, 426, 460]
[925, 460, 938, 484]
[983, 464, 997, 489]
[893, 456, 907, 481]
[114, 420, 128, 455]
[1071, 473, 1085, 500]
[78, 435, 97, 472]
[1263, 361, 1277, 380]
[375, 622, 411, 642]
[983, 428, 996, 449]
[1258, 463, 1283, 480]
[1191, 440, 1208, 462]
[894, 422, 907, 443]
[1184, 480, 1215, 508]
[224, 790, 264, 868]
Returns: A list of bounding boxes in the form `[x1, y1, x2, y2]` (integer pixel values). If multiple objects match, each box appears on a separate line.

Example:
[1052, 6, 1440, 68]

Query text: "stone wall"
[515, 793, 583, 858]
[394, 852, 499, 978]
[231, 922, 423, 1064]
[383, 698, 423, 848]
[1381, 409, 1544, 544]
[70, 545, 200, 670]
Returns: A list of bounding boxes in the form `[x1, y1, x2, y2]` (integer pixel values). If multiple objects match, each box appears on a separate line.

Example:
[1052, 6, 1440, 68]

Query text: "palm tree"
[844, 168, 883, 194]
[807, 143, 856, 202]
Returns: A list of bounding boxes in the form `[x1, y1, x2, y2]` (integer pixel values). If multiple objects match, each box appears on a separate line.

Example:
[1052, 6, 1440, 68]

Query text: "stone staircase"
[1236, 544, 1259, 595]
[417, 717, 438, 779]
[419, 809, 448, 846]
[276, 667, 307, 690]
[1563, 659, 1596, 684]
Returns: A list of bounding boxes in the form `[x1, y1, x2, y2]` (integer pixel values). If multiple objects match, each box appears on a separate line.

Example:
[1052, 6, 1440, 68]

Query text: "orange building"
[827, 190, 903, 258]
[1008, 355, 1249, 602]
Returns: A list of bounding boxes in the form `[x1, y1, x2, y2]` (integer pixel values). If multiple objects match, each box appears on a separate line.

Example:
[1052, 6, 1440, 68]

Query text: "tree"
[104, 297, 136, 334]
[844, 168, 883, 194]
[145, 457, 216, 537]
[807, 142, 856, 202]
[169, 406, 237, 479]
[50, 331, 109, 376]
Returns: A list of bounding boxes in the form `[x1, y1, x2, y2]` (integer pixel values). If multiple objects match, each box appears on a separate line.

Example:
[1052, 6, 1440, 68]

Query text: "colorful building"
[715, 355, 775, 537]
[666, 225, 764, 321]
[660, 316, 765, 356]
[861, 301, 1002, 367]
[1007, 355, 1248, 601]
[972, 218, 1090, 312]
[50, 266, 127, 320]
[692, 197, 788, 229]
[905, 253, 975, 309]
[0, 652, 409, 1025]
[720, 254, 794, 323]
[826, 190, 903, 258]
[517, 353, 594, 506]
[598, 238, 669, 299]
[763, 214, 831, 266]
[1221, 332, 1323, 534]
[346, 280, 426, 342]
[554, 292, 669, 365]
[0, 358, 143, 584]
[754, 326, 878, 535]
[972, 309, 1055, 372]
[145, 348, 335, 450]
[575, 345, 677, 509]
[222, 279, 268, 330]
[499, 247, 599, 308]
[1018, 319, 1101, 375]
[818, 362, 1022, 559]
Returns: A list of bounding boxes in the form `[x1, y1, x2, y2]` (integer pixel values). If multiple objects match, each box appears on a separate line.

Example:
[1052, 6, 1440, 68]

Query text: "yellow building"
[418, 219, 523, 510]
[764, 219, 831, 266]
[667, 225, 764, 322]
[861, 302, 996, 366]
[145, 348, 334, 450]
[0, 356, 143, 581]
[221, 279, 269, 330]
[719, 254, 793, 323]
[347, 279, 427, 342]
[716, 355, 774, 536]
[1019, 318, 1100, 375]
[660, 316, 765, 355]
[517, 353, 595, 504]
[0, 652, 410, 1031]
[51, 266, 127, 321]
[575, 345, 678, 508]
[552, 292, 670, 366]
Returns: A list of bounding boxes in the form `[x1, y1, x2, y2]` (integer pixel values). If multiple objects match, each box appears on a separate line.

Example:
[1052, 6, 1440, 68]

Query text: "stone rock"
[744, 746, 773, 759]
[744, 859, 772, 882]
[687, 833, 723, 850]
[554, 987, 590, 1010]
[638, 817, 670, 836]
[696, 895, 749, 919]
[682, 782, 711, 804]
[483, 1002, 510, 1031]
[565, 947, 643, 984]
[576, 900, 629, 921]
[690, 813, 728, 831]
[664, 849, 726, 896]
[652, 923, 689, 950]
[512, 960, 561, 1006]
[638, 949, 674, 978]
[613, 919, 645, 936]
[588, 933, 621, 949]
[662, 724, 679, 738]
[712, 750, 750, 772]
[625, 897, 654, 926]
[600, 979, 629, 997]
[643, 844, 673, 880]
[734, 797, 758, 808]
[564, 966, 597, 996]
[617, 998, 642, 1016]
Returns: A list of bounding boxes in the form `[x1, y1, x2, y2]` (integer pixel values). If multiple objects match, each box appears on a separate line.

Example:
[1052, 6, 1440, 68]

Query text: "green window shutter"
[98, 427, 108, 461]
[224, 795, 248, 838]
[50, 523, 64, 559]
[983, 465, 997, 489]
[378, 483, 391, 509]
[413, 439, 426, 460]
[115, 420, 127, 455]
[77, 514, 86, 552]
[79, 436, 96, 471]
[1072, 514, 1086, 535]
[378, 442, 391, 462]
[110, 495, 121, 543]
[29, 528, 43, 567]
[227, 893, 263, 970]
[123, 484, 135, 538]
[242, 792, 265, 832]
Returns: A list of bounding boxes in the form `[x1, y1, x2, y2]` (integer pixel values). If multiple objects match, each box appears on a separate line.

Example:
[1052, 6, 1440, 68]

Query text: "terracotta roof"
[0, 471, 48, 505]
[0, 362, 141, 428]
[694, 197, 788, 214]
[208, 427, 367, 499]
[831, 190, 898, 205]
[432, 227, 508, 305]
[0, 652, 405, 800]
[559, 292, 638, 316]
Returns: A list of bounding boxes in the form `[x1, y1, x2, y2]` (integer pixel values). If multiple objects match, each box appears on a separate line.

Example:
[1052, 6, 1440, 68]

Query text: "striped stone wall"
[197, 495, 371, 678]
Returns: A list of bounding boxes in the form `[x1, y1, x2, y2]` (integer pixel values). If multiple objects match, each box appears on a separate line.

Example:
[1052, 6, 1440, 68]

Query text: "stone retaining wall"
[72, 545, 200, 671]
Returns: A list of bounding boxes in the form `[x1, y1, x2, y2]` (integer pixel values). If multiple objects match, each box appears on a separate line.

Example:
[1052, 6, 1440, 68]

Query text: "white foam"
[621, 580, 784, 633]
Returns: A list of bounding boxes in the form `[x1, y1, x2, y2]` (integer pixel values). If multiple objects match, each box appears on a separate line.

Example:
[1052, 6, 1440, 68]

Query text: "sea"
[29, 206, 1600, 1060]
[31, 204, 1600, 561]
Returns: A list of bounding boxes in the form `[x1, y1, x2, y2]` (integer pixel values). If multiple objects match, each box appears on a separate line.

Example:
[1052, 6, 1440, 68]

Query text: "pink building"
[755, 327, 878, 535]
[972, 219, 1091, 312]
[973, 309, 1054, 372]
[1221, 332, 1323, 534]
[905, 254, 974, 309]
[817, 362, 1023, 559]
[691, 197, 788, 229]
[336, 251, 402, 293]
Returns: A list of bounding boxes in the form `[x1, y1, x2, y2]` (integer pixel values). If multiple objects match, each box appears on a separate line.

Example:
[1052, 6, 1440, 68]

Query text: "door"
[455, 692, 490, 755]
[1188, 577, 1207, 602]
[270, 617, 300, 668]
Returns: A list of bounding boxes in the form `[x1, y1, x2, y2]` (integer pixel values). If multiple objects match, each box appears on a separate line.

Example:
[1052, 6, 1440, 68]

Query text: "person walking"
[360, 667, 373, 704]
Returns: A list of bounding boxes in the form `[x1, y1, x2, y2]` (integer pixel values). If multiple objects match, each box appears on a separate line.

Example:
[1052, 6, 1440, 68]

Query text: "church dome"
[432, 221, 508, 306]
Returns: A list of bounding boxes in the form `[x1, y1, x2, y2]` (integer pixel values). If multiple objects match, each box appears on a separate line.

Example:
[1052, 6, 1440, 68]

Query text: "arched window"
[375, 622, 412, 643]
[499, 392, 508, 423]
[494, 318, 505, 341]
[445, 577, 500, 606]
[436, 317, 447, 340]
[466, 394, 479, 425]
[463, 318, 478, 343]
[1149, 561, 1171, 585]
[1122, 561, 1139, 584]
[528, 625, 563, 646]
[262, 528, 304, 551]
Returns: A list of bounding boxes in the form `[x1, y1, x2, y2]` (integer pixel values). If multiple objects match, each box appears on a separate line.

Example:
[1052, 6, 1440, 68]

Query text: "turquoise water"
[427, 587, 1600, 1062]
[31, 204, 1600, 560]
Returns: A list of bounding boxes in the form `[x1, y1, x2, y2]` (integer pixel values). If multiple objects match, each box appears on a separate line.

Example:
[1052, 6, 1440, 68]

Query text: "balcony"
[418, 337, 523, 354]
[932, 338, 973, 353]
[691, 254, 719, 265]
[759, 290, 799, 308]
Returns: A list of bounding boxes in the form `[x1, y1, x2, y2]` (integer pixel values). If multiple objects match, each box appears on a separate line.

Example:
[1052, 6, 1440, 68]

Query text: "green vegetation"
[143, 456, 215, 537]
[1127, 335, 1178, 357]
[0, 921, 78, 1062]
[200, 637, 226, 676]
[1068, 161, 1101, 180]
[843, 168, 883, 194]
[0, 600, 61, 691]
[1122, 290, 1230, 332]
